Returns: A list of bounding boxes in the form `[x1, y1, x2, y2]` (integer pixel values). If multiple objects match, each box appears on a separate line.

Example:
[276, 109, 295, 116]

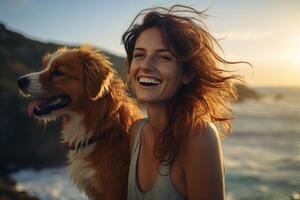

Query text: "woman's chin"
[137, 96, 159, 103]
[137, 96, 172, 106]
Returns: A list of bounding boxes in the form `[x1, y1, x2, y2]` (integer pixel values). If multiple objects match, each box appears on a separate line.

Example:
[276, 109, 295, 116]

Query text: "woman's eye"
[53, 69, 65, 76]
[133, 53, 144, 59]
[157, 55, 171, 61]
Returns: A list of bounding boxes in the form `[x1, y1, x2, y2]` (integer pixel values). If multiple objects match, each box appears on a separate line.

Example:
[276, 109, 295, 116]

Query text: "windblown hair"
[122, 5, 248, 165]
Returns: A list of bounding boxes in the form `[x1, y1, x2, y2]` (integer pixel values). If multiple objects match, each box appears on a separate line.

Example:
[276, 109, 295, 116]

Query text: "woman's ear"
[80, 47, 113, 101]
[181, 63, 194, 84]
[182, 73, 194, 84]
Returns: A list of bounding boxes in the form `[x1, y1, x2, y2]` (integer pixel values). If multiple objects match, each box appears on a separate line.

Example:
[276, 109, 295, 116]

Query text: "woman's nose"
[140, 56, 155, 71]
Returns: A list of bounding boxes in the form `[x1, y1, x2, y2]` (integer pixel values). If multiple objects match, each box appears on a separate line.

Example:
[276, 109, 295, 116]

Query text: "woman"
[122, 5, 241, 200]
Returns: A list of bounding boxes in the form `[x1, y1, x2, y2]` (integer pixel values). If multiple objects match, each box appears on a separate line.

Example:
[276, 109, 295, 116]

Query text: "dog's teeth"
[49, 98, 61, 106]
[55, 98, 61, 104]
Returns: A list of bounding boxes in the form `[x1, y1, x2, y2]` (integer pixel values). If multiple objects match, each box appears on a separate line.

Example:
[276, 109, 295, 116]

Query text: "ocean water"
[223, 87, 300, 200]
[12, 87, 300, 200]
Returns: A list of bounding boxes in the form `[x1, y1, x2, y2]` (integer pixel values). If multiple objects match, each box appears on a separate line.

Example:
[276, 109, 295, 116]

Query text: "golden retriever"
[17, 46, 141, 200]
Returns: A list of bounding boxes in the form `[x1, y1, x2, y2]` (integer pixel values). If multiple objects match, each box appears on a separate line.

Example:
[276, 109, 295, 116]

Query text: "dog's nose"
[17, 76, 30, 90]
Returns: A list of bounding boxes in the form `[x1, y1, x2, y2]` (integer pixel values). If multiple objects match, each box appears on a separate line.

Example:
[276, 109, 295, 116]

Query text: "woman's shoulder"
[198, 122, 220, 142]
[181, 122, 225, 197]
[190, 121, 219, 141]
[182, 121, 223, 161]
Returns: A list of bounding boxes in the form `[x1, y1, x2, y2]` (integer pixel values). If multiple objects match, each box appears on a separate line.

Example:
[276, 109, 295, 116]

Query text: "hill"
[235, 84, 262, 102]
[0, 23, 126, 95]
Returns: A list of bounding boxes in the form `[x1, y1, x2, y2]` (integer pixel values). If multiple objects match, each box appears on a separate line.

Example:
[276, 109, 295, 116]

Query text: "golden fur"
[18, 46, 142, 199]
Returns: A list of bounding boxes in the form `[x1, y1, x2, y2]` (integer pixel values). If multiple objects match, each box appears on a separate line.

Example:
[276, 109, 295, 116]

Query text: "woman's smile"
[137, 76, 162, 87]
[129, 27, 188, 103]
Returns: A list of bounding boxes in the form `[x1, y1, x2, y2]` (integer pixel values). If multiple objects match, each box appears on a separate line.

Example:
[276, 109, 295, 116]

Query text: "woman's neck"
[145, 102, 169, 138]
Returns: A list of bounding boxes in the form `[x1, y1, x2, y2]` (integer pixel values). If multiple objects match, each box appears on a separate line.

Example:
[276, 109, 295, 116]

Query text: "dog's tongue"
[27, 99, 49, 117]
[27, 101, 37, 117]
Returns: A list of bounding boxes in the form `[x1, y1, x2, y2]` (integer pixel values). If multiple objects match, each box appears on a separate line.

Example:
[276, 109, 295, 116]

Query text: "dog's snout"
[17, 76, 30, 90]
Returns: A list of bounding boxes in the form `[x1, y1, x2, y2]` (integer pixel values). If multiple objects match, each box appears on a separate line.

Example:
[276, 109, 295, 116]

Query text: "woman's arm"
[183, 123, 225, 200]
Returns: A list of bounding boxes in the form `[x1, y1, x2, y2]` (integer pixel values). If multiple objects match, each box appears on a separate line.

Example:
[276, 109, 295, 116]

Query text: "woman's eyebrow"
[133, 47, 145, 51]
[133, 48, 171, 53]
[156, 49, 170, 53]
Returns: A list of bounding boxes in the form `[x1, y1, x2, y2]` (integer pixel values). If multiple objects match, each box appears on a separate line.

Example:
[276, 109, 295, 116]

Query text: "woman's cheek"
[128, 66, 137, 93]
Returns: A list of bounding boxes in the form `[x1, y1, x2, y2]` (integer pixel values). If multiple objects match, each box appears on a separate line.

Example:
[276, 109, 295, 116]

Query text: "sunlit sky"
[1, 0, 300, 86]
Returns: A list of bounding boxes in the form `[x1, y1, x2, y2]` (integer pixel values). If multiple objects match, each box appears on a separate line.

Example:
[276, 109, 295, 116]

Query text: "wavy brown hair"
[122, 5, 247, 165]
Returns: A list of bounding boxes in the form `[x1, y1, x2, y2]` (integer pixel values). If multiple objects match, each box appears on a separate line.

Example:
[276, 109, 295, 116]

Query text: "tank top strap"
[127, 118, 186, 200]
[132, 118, 148, 154]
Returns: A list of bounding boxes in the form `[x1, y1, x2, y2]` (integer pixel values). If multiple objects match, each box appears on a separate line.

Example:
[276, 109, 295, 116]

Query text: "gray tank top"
[127, 119, 185, 200]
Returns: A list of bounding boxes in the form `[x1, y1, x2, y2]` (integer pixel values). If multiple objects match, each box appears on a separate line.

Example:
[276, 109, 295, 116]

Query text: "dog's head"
[17, 46, 114, 120]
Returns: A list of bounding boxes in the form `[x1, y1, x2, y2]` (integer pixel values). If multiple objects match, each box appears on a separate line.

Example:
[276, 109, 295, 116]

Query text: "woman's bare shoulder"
[193, 122, 220, 146]
[183, 122, 223, 165]
[183, 122, 221, 150]
[182, 122, 225, 199]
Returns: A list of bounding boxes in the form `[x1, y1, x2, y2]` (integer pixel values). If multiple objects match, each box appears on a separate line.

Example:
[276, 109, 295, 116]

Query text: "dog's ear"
[80, 46, 114, 101]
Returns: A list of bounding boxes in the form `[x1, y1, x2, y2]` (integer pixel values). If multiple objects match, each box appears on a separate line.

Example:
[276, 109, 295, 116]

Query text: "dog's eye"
[53, 69, 65, 76]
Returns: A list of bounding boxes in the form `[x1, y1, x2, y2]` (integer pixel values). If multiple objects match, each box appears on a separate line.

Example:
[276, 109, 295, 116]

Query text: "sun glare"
[289, 38, 300, 65]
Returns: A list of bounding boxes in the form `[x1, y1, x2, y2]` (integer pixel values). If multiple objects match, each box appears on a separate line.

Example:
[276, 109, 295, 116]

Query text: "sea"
[12, 87, 300, 200]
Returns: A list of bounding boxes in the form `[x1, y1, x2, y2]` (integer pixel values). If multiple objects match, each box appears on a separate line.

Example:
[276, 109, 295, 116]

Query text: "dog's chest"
[62, 114, 100, 194]
[68, 148, 98, 193]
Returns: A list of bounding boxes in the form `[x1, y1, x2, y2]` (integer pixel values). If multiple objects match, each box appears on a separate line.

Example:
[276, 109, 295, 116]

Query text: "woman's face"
[129, 27, 189, 103]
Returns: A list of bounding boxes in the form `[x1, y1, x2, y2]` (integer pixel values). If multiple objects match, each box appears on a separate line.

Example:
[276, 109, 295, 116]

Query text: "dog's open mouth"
[28, 95, 70, 116]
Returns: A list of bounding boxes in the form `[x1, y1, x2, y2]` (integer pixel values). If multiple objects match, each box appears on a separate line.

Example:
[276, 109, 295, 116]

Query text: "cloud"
[213, 31, 275, 41]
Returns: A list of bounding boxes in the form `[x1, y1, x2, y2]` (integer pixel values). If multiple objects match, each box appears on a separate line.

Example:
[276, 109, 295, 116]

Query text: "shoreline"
[0, 174, 39, 200]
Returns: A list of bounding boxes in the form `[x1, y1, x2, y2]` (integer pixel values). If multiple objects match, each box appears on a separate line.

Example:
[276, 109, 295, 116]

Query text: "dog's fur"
[17, 46, 141, 199]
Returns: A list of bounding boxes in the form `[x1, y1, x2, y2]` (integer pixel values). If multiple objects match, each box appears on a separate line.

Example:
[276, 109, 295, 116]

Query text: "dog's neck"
[60, 95, 121, 150]
[61, 112, 91, 149]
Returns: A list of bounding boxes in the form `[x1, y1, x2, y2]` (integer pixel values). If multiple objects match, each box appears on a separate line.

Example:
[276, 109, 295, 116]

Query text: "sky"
[0, 0, 300, 86]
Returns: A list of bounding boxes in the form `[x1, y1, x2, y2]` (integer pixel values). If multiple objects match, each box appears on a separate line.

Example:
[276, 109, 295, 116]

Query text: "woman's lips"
[137, 76, 161, 86]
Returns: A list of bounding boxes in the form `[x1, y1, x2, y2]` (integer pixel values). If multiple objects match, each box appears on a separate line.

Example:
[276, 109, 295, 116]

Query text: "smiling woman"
[122, 5, 247, 200]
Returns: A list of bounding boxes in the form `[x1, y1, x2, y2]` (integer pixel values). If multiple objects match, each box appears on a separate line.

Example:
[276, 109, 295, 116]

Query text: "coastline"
[0, 174, 39, 200]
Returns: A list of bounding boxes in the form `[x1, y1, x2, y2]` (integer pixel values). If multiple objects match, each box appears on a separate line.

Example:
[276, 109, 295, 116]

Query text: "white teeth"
[138, 77, 161, 85]
[49, 98, 61, 106]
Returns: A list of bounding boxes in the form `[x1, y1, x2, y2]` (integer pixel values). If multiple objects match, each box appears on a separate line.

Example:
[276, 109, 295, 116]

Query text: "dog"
[17, 46, 141, 200]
